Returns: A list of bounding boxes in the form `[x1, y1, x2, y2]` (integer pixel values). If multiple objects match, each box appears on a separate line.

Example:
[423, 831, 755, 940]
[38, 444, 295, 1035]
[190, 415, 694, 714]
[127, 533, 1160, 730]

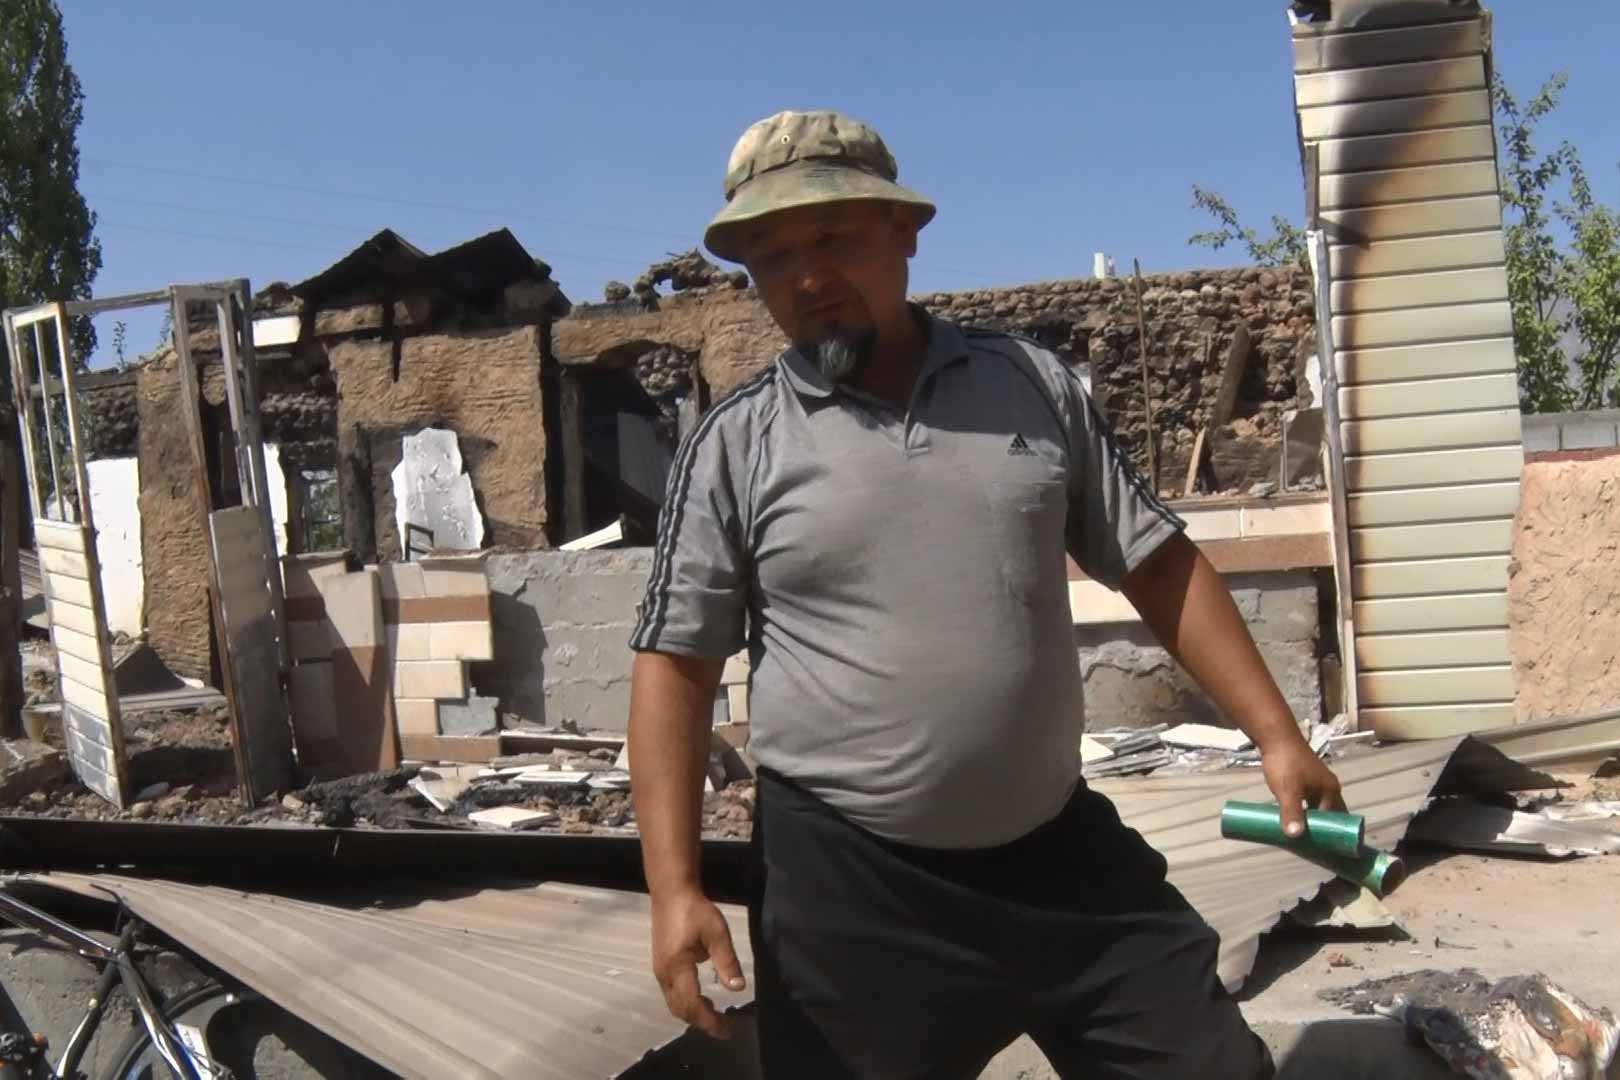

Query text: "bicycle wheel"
[102, 981, 391, 1080]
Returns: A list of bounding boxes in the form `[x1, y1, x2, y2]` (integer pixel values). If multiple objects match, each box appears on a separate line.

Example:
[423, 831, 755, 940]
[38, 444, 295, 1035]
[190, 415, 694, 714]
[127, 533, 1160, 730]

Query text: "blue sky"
[60, 1, 1619, 368]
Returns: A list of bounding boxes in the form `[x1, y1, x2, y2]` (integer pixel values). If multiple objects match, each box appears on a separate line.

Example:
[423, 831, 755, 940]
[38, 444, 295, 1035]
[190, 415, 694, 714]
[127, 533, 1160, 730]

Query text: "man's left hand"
[1261, 737, 1347, 838]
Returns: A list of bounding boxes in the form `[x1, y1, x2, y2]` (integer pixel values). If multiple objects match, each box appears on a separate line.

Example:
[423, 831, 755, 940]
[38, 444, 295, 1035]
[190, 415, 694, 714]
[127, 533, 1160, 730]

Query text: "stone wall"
[328, 326, 550, 558]
[555, 265, 1317, 493]
[1076, 570, 1323, 731]
[1508, 453, 1620, 723]
[477, 549, 654, 732]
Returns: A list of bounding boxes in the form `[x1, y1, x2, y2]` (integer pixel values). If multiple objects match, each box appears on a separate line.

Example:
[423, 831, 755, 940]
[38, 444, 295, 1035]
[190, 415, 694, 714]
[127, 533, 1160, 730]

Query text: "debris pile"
[1324, 969, 1619, 1080]
[1081, 716, 1353, 779]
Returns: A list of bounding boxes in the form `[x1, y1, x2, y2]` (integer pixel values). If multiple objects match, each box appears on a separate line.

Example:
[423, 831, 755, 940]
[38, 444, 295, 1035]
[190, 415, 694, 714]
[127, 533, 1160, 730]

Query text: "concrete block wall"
[1521, 409, 1620, 454]
[479, 550, 1322, 737]
[479, 549, 654, 732]
[1075, 570, 1322, 731]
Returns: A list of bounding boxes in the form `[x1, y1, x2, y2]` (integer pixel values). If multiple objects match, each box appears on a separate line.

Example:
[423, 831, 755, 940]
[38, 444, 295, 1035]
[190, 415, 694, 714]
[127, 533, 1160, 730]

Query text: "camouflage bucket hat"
[704, 109, 936, 264]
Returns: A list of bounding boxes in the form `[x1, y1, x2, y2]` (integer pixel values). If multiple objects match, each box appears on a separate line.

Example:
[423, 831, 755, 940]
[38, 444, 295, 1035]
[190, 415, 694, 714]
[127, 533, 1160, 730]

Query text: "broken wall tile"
[430, 621, 494, 662]
[385, 622, 433, 662]
[418, 556, 491, 598]
[393, 660, 467, 700]
[377, 561, 428, 601]
[399, 733, 499, 764]
[320, 569, 384, 649]
[394, 698, 440, 737]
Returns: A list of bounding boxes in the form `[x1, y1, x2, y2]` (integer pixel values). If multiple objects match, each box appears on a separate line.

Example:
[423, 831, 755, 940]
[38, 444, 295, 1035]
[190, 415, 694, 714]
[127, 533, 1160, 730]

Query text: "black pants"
[746, 770, 1273, 1080]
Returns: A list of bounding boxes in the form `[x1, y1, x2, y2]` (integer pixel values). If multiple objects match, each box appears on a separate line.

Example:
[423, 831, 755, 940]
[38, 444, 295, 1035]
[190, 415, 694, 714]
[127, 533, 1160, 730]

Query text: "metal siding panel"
[1321, 195, 1501, 243]
[1339, 372, 1519, 419]
[59, 674, 111, 721]
[32, 519, 86, 553]
[1333, 300, 1513, 350]
[39, 546, 91, 580]
[1353, 555, 1512, 598]
[45, 574, 93, 607]
[1331, 231, 1505, 279]
[50, 624, 102, 665]
[56, 650, 106, 695]
[1318, 160, 1498, 211]
[46, 598, 97, 636]
[1354, 592, 1508, 633]
[1347, 482, 1520, 527]
[1298, 89, 1489, 140]
[1331, 265, 1507, 314]
[1337, 337, 1517, 385]
[1292, 54, 1485, 108]
[1355, 628, 1511, 670]
[1341, 409, 1521, 454]
[1366, 701, 1515, 739]
[1358, 665, 1515, 707]
[1345, 446, 1523, 490]
[1315, 124, 1496, 174]
[1351, 518, 1514, 561]
[1292, 19, 1483, 74]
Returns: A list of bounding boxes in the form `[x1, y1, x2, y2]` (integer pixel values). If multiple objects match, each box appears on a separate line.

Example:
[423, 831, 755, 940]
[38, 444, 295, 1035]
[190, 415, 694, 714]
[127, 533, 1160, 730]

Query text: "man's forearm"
[629, 651, 725, 898]
[1121, 532, 1309, 753]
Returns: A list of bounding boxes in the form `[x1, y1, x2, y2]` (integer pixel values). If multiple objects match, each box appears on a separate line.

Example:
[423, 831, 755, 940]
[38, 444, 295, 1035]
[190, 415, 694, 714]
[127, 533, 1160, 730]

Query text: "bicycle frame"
[0, 885, 204, 1080]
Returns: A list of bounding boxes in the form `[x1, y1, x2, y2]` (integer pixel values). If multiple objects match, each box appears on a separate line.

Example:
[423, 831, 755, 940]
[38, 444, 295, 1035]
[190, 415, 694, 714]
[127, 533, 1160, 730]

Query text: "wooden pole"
[1131, 260, 1159, 493]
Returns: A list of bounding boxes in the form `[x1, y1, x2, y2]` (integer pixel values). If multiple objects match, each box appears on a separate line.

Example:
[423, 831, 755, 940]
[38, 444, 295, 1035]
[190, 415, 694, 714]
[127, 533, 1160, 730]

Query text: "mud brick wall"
[328, 326, 550, 558]
[134, 351, 218, 680]
[1509, 453, 1620, 724]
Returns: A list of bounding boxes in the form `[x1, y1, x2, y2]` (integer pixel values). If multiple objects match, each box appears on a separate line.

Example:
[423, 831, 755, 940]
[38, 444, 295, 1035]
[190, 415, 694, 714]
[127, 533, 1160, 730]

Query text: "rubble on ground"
[0, 707, 756, 840]
[1323, 969, 1619, 1079]
[1081, 714, 1353, 779]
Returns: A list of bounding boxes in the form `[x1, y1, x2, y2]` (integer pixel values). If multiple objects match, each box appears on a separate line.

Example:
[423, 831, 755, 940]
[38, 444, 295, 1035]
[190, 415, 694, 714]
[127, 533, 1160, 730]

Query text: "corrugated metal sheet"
[22, 713, 1620, 1076]
[33, 875, 753, 1080]
[1294, 7, 1524, 738]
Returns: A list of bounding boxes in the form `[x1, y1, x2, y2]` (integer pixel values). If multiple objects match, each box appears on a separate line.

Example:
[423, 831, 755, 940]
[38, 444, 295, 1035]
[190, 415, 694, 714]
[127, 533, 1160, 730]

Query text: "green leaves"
[1493, 71, 1620, 413]
[1, 0, 102, 383]
[1189, 186, 1308, 269]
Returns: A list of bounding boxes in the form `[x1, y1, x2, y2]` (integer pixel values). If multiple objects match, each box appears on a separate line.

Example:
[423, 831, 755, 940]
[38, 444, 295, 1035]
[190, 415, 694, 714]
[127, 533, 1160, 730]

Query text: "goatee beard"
[812, 332, 874, 385]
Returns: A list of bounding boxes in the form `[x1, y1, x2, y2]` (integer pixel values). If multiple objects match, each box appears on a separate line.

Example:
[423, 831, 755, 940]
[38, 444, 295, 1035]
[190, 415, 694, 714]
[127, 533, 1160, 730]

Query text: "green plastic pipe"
[1219, 800, 1406, 898]
[1220, 800, 1366, 859]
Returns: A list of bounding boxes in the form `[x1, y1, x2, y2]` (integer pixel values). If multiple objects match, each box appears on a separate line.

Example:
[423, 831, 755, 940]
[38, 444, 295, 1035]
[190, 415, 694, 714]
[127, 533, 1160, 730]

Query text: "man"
[628, 109, 1345, 1079]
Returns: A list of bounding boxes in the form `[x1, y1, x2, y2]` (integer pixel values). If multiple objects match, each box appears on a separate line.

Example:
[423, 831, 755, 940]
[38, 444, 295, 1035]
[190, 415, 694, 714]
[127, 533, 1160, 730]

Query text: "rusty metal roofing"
[33, 874, 752, 1080]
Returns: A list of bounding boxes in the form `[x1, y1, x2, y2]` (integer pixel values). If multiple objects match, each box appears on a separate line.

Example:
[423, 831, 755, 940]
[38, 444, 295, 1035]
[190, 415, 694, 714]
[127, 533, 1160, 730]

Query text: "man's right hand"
[651, 888, 747, 1039]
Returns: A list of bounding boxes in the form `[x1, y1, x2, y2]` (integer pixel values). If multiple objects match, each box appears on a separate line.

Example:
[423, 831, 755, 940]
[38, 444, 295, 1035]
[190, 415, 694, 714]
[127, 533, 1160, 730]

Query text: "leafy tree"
[1190, 73, 1620, 413]
[1188, 186, 1307, 268]
[0, 0, 102, 386]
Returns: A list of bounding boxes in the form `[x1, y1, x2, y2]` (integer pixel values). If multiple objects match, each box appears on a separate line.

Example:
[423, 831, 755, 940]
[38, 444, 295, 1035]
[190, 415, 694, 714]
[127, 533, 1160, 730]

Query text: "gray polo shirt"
[630, 311, 1184, 848]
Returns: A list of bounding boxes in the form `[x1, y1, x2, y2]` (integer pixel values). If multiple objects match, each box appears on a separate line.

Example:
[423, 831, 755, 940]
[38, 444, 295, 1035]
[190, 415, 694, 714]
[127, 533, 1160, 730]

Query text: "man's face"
[739, 201, 917, 383]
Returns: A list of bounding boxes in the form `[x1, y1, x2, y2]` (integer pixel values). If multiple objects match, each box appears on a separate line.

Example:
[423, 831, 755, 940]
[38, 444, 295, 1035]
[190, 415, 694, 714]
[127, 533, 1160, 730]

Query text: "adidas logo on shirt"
[1007, 433, 1037, 457]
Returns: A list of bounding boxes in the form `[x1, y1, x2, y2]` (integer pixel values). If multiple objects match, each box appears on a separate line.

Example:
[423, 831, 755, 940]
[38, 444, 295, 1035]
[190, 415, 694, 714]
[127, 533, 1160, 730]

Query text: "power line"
[84, 156, 698, 247]
[85, 157, 1037, 285]
[94, 199, 664, 271]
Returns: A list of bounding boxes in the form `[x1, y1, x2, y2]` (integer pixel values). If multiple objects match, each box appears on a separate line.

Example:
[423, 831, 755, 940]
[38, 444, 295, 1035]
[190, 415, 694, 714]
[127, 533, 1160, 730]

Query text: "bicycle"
[0, 876, 242, 1080]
